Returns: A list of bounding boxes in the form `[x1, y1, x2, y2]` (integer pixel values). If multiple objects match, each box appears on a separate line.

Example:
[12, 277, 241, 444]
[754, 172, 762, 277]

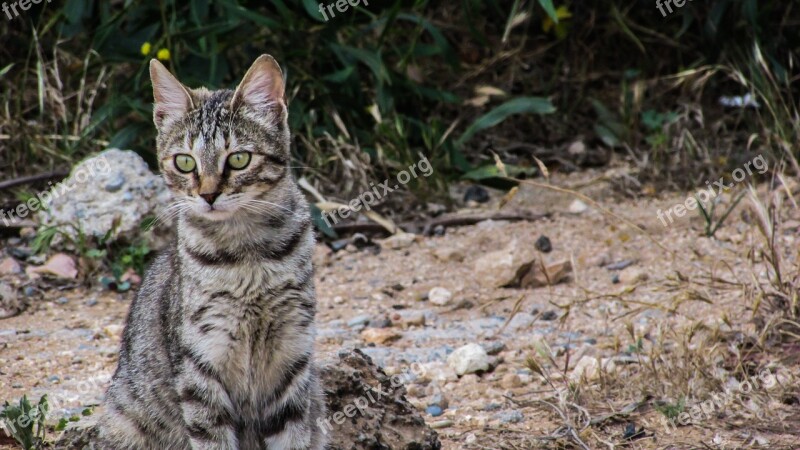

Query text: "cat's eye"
[227, 152, 251, 170]
[174, 154, 196, 173]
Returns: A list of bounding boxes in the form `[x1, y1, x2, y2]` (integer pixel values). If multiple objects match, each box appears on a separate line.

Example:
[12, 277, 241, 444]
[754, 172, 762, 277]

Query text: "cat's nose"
[200, 192, 221, 205]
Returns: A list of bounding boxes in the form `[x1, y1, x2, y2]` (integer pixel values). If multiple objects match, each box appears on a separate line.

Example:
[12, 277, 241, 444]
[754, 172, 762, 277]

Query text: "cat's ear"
[149, 59, 193, 130]
[232, 54, 285, 115]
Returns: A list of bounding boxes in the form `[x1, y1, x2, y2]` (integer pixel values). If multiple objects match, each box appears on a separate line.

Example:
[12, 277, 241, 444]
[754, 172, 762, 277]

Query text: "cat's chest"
[181, 264, 280, 388]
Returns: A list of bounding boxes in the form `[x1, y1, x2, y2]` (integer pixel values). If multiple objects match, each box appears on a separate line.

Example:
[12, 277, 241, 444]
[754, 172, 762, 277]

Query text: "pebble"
[426, 405, 443, 417]
[0, 257, 22, 275]
[535, 235, 552, 253]
[346, 314, 371, 328]
[570, 356, 617, 381]
[447, 343, 490, 376]
[465, 433, 477, 444]
[463, 185, 490, 204]
[619, 267, 649, 284]
[382, 232, 417, 250]
[85, 298, 98, 307]
[56, 296, 69, 304]
[606, 259, 636, 271]
[495, 410, 523, 424]
[428, 287, 452, 306]
[23, 286, 35, 297]
[568, 199, 589, 214]
[360, 328, 401, 345]
[540, 310, 559, 321]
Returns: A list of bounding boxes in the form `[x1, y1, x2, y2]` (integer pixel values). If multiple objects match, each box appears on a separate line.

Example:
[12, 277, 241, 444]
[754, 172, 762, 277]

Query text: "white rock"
[570, 356, 617, 382]
[568, 199, 589, 214]
[447, 343, 490, 376]
[38, 149, 173, 245]
[382, 232, 417, 250]
[428, 287, 452, 306]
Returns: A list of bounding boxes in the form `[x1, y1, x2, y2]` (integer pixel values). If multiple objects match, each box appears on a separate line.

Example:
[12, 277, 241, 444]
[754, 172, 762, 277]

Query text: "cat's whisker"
[246, 199, 295, 214]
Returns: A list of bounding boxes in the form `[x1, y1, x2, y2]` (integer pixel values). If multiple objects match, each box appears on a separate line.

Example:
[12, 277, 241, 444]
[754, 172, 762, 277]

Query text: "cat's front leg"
[177, 374, 238, 450]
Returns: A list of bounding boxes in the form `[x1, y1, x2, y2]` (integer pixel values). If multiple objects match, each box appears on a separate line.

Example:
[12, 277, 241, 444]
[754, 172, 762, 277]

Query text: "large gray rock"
[38, 149, 172, 245]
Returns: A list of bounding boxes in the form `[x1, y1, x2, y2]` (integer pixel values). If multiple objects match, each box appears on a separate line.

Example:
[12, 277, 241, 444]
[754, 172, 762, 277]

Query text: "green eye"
[174, 154, 196, 173]
[227, 152, 251, 170]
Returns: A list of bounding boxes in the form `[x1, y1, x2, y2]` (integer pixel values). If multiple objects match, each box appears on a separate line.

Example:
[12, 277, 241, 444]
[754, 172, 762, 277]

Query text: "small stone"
[432, 225, 446, 236]
[428, 287, 452, 306]
[0, 257, 22, 275]
[535, 235, 552, 253]
[85, 298, 98, 307]
[611, 274, 620, 284]
[104, 173, 126, 192]
[570, 356, 617, 381]
[425, 405, 443, 417]
[540, 310, 559, 321]
[333, 296, 345, 305]
[48, 375, 60, 384]
[495, 410, 523, 424]
[382, 232, 417, 250]
[463, 185, 490, 204]
[482, 341, 505, 356]
[606, 259, 636, 271]
[447, 343, 490, 376]
[465, 433, 477, 444]
[619, 267, 649, 284]
[347, 314, 371, 328]
[568, 199, 589, 214]
[23, 286, 35, 297]
[360, 328, 401, 345]
[500, 373, 522, 389]
[56, 296, 69, 304]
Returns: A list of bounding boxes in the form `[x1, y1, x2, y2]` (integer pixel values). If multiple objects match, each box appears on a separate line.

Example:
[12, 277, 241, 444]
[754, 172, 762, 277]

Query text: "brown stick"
[330, 211, 550, 236]
[0, 170, 69, 191]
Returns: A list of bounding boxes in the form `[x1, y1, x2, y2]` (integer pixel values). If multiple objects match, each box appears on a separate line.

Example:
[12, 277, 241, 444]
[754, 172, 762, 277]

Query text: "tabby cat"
[96, 55, 326, 450]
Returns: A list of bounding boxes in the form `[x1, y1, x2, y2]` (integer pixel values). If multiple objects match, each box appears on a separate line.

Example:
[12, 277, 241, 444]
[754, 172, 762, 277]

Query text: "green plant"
[0, 395, 49, 450]
[696, 190, 746, 238]
[655, 397, 686, 421]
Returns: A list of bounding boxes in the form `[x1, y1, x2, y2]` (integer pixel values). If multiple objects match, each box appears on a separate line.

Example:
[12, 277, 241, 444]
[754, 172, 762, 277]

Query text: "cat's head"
[149, 55, 291, 221]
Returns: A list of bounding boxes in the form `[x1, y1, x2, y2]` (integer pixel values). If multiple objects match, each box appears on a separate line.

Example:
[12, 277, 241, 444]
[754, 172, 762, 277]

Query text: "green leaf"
[310, 204, 338, 239]
[462, 164, 538, 181]
[537, 0, 559, 23]
[302, 0, 326, 22]
[456, 97, 555, 147]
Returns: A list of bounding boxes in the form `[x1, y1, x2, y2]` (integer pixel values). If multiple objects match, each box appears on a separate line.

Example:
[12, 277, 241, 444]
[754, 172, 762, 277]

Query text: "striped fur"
[97, 55, 326, 450]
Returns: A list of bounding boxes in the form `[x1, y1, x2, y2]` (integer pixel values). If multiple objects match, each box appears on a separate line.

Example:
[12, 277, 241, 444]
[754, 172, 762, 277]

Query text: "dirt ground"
[1, 167, 799, 449]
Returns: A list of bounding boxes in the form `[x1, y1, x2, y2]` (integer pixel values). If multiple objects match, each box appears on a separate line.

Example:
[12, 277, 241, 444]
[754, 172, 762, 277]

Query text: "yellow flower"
[140, 42, 152, 56]
[156, 48, 171, 61]
[542, 5, 572, 34]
